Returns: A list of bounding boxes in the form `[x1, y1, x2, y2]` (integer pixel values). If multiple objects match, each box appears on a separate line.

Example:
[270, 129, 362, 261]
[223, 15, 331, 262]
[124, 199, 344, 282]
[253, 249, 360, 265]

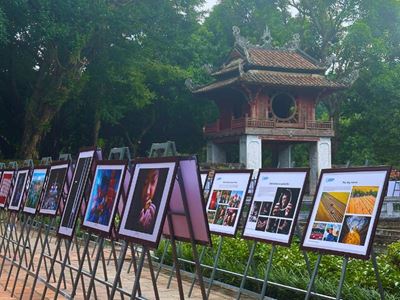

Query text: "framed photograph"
[118, 158, 178, 248]
[162, 157, 212, 245]
[205, 170, 253, 237]
[23, 167, 49, 215]
[58, 149, 95, 238]
[82, 161, 127, 236]
[39, 161, 70, 216]
[301, 167, 390, 259]
[0, 170, 15, 208]
[8, 170, 28, 210]
[242, 168, 308, 246]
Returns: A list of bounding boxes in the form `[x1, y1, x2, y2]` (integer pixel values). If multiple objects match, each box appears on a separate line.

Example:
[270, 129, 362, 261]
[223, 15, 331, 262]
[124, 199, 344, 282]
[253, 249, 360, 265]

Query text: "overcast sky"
[203, 0, 218, 11]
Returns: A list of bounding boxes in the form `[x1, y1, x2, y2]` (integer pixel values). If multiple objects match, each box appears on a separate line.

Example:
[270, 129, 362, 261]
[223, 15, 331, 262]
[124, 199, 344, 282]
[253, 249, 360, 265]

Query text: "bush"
[155, 236, 400, 300]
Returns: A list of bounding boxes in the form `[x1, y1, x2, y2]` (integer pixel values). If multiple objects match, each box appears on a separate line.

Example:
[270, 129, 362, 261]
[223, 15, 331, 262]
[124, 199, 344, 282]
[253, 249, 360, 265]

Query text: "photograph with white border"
[206, 171, 252, 236]
[23, 168, 48, 214]
[8, 170, 28, 211]
[119, 160, 177, 248]
[58, 150, 95, 237]
[301, 168, 389, 258]
[242, 170, 307, 245]
[83, 163, 126, 234]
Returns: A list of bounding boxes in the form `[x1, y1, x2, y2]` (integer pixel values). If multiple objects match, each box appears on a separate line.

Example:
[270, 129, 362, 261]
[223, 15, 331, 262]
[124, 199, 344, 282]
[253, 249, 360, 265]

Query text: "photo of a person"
[260, 202, 272, 216]
[124, 168, 168, 234]
[40, 165, 68, 214]
[277, 219, 292, 235]
[223, 208, 237, 226]
[271, 188, 300, 219]
[220, 191, 231, 204]
[24, 169, 48, 214]
[228, 191, 243, 208]
[213, 205, 227, 225]
[249, 201, 261, 222]
[208, 190, 221, 210]
[266, 218, 279, 233]
[256, 217, 268, 231]
[0, 172, 13, 207]
[323, 224, 340, 242]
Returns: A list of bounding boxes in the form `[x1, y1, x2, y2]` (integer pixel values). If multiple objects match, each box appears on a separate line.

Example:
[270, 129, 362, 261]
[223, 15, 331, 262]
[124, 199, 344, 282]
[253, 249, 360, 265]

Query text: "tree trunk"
[18, 104, 57, 159]
[93, 111, 101, 146]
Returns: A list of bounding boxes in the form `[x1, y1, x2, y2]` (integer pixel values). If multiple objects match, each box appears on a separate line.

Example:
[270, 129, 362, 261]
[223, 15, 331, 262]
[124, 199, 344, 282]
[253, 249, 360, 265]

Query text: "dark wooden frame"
[80, 160, 128, 238]
[117, 156, 178, 249]
[6, 169, 27, 211]
[38, 160, 71, 217]
[57, 147, 98, 240]
[241, 168, 309, 247]
[205, 169, 253, 238]
[300, 166, 391, 260]
[22, 165, 50, 215]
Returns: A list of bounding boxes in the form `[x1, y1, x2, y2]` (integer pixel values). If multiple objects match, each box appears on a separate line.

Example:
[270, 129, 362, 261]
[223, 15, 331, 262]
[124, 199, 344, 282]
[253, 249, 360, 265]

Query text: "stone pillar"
[239, 135, 262, 170]
[206, 141, 226, 163]
[278, 145, 292, 168]
[309, 137, 332, 194]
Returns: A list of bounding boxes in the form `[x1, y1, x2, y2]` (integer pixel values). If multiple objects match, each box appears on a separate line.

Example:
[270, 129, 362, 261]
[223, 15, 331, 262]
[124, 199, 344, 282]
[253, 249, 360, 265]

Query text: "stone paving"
[0, 227, 256, 299]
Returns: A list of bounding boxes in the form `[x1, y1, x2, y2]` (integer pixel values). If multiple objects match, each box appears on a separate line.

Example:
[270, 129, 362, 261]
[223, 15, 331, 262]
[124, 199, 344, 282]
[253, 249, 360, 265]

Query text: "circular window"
[271, 93, 296, 120]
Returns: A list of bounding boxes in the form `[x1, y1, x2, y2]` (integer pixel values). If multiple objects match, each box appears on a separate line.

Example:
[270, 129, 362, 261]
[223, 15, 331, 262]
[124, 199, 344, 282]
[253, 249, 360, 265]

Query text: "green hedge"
[155, 237, 400, 300]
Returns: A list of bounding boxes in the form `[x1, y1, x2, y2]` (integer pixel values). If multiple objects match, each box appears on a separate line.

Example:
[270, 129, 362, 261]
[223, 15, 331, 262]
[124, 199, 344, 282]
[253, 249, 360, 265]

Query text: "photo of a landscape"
[346, 186, 378, 215]
[315, 192, 349, 223]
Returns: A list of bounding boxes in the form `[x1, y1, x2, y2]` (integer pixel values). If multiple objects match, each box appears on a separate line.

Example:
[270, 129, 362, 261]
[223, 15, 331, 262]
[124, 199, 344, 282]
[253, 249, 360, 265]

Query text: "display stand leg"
[110, 240, 126, 300]
[38, 237, 62, 300]
[155, 239, 170, 281]
[0, 213, 11, 256]
[0, 214, 16, 270]
[371, 249, 385, 300]
[335, 256, 348, 300]
[74, 235, 88, 298]
[70, 233, 92, 298]
[167, 213, 185, 299]
[206, 236, 224, 300]
[259, 244, 276, 300]
[91, 235, 99, 257]
[0, 215, 28, 278]
[130, 248, 146, 300]
[127, 244, 135, 273]
[99, 243, 111, 299]
[40, 228, 55, 282]
[109, 241, 128, 299]
[188, 245, 206, 297]
[147, 249, 160, 300]
[8, 216, 39, 295]
[236, 241, 257, 300]
[51, 239, 73, 300]
[129, 243, 142, 297]
[85, 237, 104, 300]
[19, 218, 54, 300]
[167, 241, 182, 289]
[305, 253, 322, 300]
[295, 224, 312, 277]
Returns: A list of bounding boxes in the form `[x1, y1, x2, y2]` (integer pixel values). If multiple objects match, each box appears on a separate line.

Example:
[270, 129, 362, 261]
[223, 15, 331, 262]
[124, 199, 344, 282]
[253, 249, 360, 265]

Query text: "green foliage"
[155, 236, 400, 299]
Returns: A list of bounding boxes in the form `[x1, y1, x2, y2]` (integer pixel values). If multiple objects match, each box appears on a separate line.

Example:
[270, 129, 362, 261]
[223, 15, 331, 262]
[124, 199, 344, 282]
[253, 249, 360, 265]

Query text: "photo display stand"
[0, 163, 19, 280]
[40, 147, 101, 300]
[161, 156, 212, 299]
[117, 157, 179, 300]
[18, 157, 73, 299]
[202, 169, 253, 299]
[237, 168, 309, 300]
[0, 161, 33, 283]
[300, 166, 391, 300]
[4, 160, 53, 296]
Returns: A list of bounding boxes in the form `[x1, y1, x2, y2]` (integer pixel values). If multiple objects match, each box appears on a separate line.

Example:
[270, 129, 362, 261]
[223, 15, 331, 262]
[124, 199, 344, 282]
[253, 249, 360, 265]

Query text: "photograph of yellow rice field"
[315, 192, 349, 223]
[346, 186, 378, 215]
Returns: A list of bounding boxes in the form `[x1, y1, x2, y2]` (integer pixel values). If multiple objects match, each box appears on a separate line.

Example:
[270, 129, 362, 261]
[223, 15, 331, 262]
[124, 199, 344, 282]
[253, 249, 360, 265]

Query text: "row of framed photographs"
[202, 166, 390, 260]
[0, 150, 210, 249]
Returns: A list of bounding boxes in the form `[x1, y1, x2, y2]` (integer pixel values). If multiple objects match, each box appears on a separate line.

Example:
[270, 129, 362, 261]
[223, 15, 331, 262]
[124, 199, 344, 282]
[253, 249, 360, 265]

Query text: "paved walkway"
[0, 228, 256, 299]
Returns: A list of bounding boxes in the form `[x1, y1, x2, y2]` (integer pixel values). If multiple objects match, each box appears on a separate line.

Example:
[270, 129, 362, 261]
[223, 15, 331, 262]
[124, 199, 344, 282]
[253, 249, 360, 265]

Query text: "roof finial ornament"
[260, 25, 273, 49]
[284, 33, 301, 50]
[232, 26, 250, 61]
